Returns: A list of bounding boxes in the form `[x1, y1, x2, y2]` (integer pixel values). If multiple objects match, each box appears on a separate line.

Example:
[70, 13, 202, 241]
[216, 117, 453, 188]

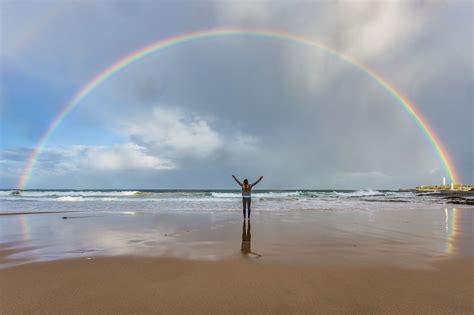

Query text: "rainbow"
[8, 6, 65, 57]
[16, 28, 459, 189]
[18, 215, 32, 241]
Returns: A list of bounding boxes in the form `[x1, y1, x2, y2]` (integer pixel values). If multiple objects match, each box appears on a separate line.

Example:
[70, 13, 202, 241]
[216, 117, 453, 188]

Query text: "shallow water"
[0, 203, 472, 268]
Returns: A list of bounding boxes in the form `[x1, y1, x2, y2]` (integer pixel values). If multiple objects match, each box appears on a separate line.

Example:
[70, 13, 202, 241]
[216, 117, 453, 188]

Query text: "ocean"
[1, 189, 472, 214]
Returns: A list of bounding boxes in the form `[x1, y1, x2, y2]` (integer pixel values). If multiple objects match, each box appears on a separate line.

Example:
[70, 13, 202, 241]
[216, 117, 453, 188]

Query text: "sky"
[0, 0, 472, 189]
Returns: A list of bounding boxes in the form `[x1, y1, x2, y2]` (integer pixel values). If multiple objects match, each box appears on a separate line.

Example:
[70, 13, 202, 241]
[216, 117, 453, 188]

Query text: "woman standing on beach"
[232, 175, 263, 219]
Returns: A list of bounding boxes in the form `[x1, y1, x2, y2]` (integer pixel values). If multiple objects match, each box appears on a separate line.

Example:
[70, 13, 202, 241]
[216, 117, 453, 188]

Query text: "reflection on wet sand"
[445, 208, 458, 255]
[241, 220, 261, 258]
[1, 207, 472, 267]
[445, 208, 473, 256]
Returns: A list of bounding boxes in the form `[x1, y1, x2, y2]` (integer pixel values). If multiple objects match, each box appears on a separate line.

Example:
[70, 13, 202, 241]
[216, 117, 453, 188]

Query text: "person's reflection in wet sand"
[241, 220, 261, 258]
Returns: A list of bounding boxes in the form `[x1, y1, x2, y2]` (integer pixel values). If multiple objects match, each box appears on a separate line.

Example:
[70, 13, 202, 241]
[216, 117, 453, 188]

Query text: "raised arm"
[251, 176, 263, 187]
[232, 175, 242, 186]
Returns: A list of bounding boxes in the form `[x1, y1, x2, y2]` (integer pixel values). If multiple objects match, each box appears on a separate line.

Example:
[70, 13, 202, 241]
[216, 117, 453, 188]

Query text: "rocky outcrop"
[415, 184, 474, 192]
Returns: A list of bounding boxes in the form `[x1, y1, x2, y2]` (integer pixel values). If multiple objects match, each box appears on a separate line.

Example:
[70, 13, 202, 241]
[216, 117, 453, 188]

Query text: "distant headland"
[415, 184, 474, 192]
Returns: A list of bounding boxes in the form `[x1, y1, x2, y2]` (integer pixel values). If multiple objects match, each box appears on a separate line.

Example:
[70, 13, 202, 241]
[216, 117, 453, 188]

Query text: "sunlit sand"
[1, 206, 472, 314]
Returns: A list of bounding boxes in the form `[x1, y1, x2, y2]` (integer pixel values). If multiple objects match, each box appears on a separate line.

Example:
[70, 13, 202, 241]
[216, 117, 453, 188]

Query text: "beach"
[1, 255, 472, 314]
[0, 190, 473, 314]
[3, 0, 473, 313]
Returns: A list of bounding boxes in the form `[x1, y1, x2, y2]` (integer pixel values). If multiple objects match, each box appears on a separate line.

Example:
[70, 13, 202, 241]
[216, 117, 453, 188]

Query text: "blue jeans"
[242, 198, 251, 218]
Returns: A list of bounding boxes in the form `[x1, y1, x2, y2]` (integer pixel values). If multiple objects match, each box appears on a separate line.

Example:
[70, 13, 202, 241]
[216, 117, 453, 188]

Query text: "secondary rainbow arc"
[16, 28, 459, 189]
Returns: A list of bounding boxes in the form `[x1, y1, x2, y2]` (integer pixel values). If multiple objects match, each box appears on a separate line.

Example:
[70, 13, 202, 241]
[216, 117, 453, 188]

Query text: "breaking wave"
[1, 189, 469, 214]
[334, 189, 384, 197]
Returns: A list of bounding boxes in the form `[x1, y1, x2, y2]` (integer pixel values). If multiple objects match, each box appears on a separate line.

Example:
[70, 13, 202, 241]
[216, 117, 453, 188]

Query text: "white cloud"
[121, 106, 261, 162]
[340, 2, 429, 60]
[0, 106, 259, 183]
[80, 143, 175, 171]
[0, 144, 175, 179]
[215, 1, 435, 92]
[123, 107, 222, 159]
[216, 1, 433, 60]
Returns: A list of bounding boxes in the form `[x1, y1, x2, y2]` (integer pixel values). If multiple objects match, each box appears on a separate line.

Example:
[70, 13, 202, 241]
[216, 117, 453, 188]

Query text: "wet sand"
[2, 208, 473, 265]
[0, 207, 473, 313]
[0, 210, 79, 216]
[0, 256, 472, 314]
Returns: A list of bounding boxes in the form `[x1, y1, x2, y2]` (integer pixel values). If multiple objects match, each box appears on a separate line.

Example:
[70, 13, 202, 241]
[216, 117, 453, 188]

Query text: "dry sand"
[1, 255, 472, 314]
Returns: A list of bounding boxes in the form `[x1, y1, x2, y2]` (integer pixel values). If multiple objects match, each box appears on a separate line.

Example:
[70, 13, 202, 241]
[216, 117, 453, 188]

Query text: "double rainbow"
[16, 28, 459, 189]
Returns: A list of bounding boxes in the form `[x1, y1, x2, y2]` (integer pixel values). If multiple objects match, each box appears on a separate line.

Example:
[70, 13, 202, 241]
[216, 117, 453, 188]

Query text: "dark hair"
[243, 179, 249, 185]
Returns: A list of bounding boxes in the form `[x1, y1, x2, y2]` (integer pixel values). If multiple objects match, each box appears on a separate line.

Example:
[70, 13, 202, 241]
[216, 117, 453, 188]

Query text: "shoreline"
[0, 210, 80, 216]
[1, 255, 472, 314]
[1, 206, 472, 313]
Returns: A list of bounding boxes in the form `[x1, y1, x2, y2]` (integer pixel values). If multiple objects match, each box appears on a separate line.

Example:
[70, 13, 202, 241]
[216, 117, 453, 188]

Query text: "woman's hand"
[252, 176, 263, 186]
[232, 175, 242, 186]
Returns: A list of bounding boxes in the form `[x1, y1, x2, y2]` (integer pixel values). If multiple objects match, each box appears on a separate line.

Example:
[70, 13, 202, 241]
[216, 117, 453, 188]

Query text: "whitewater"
[1, 189, 470, 214]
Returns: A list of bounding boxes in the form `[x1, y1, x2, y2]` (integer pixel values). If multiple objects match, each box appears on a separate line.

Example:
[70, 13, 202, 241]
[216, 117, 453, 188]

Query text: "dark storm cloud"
[1, 1, 472, 188]
[107, 38, 455, 188]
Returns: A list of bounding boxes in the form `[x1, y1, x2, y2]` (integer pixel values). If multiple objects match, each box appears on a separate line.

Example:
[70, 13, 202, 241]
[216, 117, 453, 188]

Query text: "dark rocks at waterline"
[444, 196, 474, 205]
[417, 190, 474, 197]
